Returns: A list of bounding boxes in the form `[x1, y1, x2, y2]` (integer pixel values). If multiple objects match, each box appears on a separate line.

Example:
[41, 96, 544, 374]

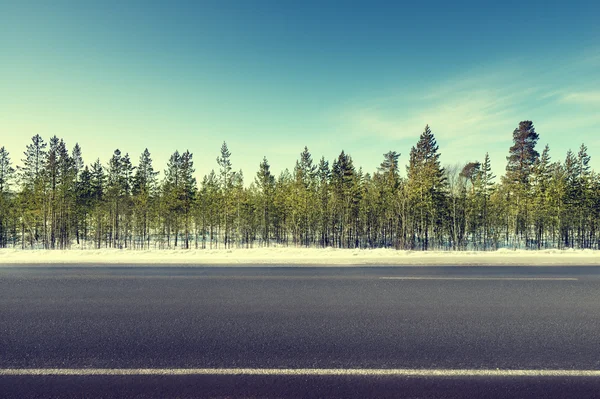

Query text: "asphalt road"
[1, 265, 600, 398]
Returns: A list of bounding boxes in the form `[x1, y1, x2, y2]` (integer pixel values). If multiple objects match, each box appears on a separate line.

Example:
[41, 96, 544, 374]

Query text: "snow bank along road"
[2, 247, 600, 266]
[2, 266, 600, 398]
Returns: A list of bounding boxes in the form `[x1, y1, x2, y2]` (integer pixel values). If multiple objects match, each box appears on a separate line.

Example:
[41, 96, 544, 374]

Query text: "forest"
[0, 121, 598, 251]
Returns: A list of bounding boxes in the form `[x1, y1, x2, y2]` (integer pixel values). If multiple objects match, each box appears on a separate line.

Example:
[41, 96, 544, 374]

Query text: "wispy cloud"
[341, 48, 600, 138]
[335, 49, 600, 173]
[345, 85, 530, 145]
[560, 91, 600, 104]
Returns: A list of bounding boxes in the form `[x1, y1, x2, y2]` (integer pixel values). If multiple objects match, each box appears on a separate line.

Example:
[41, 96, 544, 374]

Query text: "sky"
[1, 0, 599, 183]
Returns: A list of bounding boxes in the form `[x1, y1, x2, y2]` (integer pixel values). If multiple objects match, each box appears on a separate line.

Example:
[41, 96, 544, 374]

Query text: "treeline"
[0, 121, 599, 250]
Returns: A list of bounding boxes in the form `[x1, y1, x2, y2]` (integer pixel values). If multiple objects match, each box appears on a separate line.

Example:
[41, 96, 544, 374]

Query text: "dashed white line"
[0, 368, 598, 377]
[379, 277, 578, 281]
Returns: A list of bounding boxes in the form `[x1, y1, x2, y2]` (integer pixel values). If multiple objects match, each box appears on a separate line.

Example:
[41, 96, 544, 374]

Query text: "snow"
[0, 247, 599, 266]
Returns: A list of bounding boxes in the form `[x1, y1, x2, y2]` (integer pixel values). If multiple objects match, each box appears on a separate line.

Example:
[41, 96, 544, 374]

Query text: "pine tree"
[71, 143, 84, 244]
[531, 145, 552, 248]
[478, 153, 495, 249]
[273, 169, 293, 245]
[361, 172, 379, 247]
[180, 150, 197, 249]
[0, 147, 14, 194]
[232, 169, 245, 247]
[292, 147, 317, 246]
[121, 153, 135, 248]
[504, 120, 539, 247]
[216, 142, 234, 248]
[72, 144, 84, 175]
[199, 170, 219, 249]
[0, 147, 15, 248]
[19, 135, 48, 248]
[106, 149, 131, 248]
[317, 157, 331, 247]
[255, 157, 275, 246]
[563, 150, 578, 247]
[331, 151, 357, 248]
[56, 139, 75, 248]
[457, 155, 496, 250]
[90, 159, 106, 248]
[239, 182, 259, 248]
[162, 151, 181, 247]
[406, 125, 446, 250]
[377, 151, 401, 248]
[506, 121, 540, 185]
[576, 144, 591, 248]
[132, 149, 158, 249]
[546, 161, 566, 248]
[45, 136, 62, 249]
[76, 165, 93, 247]
[378, 151, 401, 185]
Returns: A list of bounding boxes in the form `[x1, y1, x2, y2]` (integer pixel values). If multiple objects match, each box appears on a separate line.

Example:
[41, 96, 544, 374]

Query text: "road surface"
[1, 265, 600, 398]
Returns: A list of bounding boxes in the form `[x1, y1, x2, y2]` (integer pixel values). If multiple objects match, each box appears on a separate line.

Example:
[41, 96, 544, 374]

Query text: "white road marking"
[379, 277, 578, 281]
[0, 368, 598, 377]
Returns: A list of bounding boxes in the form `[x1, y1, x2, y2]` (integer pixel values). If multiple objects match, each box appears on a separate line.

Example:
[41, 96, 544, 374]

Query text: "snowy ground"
[0, 247, 599, 266]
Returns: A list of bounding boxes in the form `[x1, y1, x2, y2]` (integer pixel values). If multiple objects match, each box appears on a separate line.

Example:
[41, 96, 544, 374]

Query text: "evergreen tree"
[506, 121, 540, 185]
[317, 157, 331, 247]
[72, 144, 84, 175]
[162, 151, 181, 247]
[180, 150, 197, 249]
[478, 153, 496, 249]
[216, 142, 234, 248]
[90, 159, 106, 248]
[106, 149, 133, 248]
[378, 151, 401, 184]
[0, 147, 14, 194]
[255, 157, 275, 246]
[292, 147, 317, 246]
[459, 161, 481, 248]
[273, 169, 293, 245]
[19, 135, 48, 248]
[406, 125, 446, 250]
[562, 149, 578, 247]
[132, 149, 158, 249]
[199, 170, 219, 248]
[504, 120, 539, 247]
[531, 145, 552, 248]
[75, 165, 93, 246]
[576, 144, 592, 248]
[377, 151, 401, 247]
[331, 151, 357, 248]
[71, 143, 84, 244]
[0, 147, 15, 248]
[46, 136, 60, 248]
[56, 139, 75, 248]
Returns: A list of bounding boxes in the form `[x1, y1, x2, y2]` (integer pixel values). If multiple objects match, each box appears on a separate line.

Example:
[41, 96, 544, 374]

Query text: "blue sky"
[1, 0, 599, 181]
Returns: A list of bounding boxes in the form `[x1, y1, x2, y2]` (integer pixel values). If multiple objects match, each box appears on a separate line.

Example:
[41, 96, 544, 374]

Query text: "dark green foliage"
[216, 141, 235, 248]
[0, 147, 15, 247]
[379, 151, 401, 185]
[1, 123, 598, 251]
[18, 135, 47, 248]
[406, 125, 447, 250]
[503, 121, 540, 247]
[506, 121, 539, 185]
[0, 147, 14, 194]
[255, 157, 275, 245]
[132, 149, 158, 249]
